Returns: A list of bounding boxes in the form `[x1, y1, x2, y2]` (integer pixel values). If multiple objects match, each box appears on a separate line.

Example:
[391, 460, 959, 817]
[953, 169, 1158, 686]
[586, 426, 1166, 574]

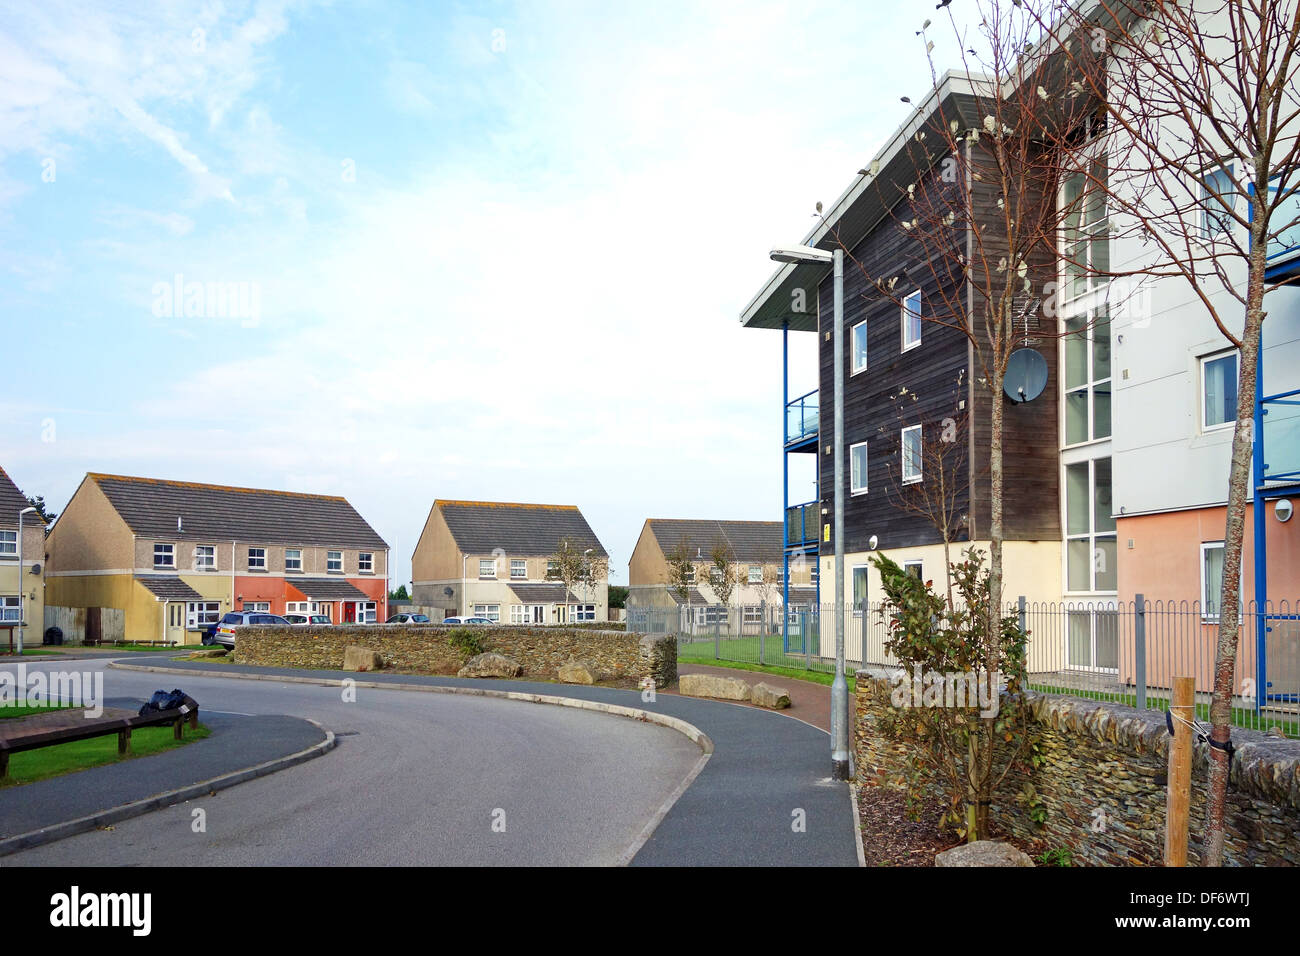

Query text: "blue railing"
[1262, 387, 1300, 487]
[786, 390, 819, 445]
[786, 500, 818, 547]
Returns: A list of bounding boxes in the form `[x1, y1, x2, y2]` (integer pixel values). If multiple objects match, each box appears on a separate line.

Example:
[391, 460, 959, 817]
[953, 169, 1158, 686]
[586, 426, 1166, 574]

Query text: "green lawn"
[678, 656, 857, 692]
[95, 643, 210, 652]
[0, 702, 77, 720]
[0, 648, 61, 657]
[677, 634, 838, 674]
[0, 722, 211, 787]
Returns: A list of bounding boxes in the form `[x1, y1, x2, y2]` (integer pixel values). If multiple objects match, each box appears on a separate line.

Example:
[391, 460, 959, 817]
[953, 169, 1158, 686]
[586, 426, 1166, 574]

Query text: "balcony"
[786, 501, 819, 548]
[786, 390, 819, 448]
[1263, 177, 1300, 281]
[1262, 387, 1300, 489]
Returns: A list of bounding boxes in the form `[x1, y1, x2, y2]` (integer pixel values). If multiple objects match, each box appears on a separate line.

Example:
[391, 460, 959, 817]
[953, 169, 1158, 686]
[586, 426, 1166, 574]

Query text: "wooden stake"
[1165, 676, 1195, 866]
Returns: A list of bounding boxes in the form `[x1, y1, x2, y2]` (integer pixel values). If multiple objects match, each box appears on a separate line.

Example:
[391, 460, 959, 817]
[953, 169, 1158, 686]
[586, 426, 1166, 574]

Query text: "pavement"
[673, 663, 837, 732]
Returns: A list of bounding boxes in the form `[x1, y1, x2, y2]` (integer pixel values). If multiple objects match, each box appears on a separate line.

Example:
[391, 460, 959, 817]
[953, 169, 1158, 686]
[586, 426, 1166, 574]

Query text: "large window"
[1201, 350, 1238, 432]
[851, 320, 868, 374]
[1064, 308, 1111, 445]
[473, 604, 501, 622]
[1065, 457, 1116, 593]
[154, 543, 175, 568]
[194, 545, 215, 571]
[850, 441, 868, 495]
[327, 551, 343, 573]
[285, 548, 302, 572]
[357, 601, 377, 623]
[1060, 162, 1109, 303]
[569, 604, 595, 622]
[242, 601, 270, 612]
[1200, 162, 1235, 239]
[0, 596, 19, 622]
[479, 558, 497, 578]
[247, 547, 267, 571]
[901, 290, 922, 351]
[901, 425, 922, 483]
[0, 530, 16, 555]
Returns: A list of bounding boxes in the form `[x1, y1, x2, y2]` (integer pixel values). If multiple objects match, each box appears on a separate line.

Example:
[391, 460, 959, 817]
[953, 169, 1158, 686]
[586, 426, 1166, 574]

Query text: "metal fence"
[627, 597, 1300, 736]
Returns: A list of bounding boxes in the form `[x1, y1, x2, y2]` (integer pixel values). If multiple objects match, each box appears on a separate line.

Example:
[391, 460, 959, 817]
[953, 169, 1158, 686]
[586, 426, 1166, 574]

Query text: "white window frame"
[186, 601, 221, 629]
[194, 545, 216, 571]
[1199, 161, 1235, 240]
[743, 605, 762, 624]
[850, 441, 868, 495]
[473, 603, 501, 622]
[1063, 457, 1117, 595]
[903, 559, 924, 581]
[0, 530, 16, 555]
[901, 425, 923, 484]
[285, 548, 302, 572]
[684, 566, 696, 584]
[479, 558, 497, 579]
[0, 596, 20, 622]
[511, 559, 527, 579]
[901, 290, 922, 352]
[327, 550, 343, 573]
[1199, 541, 1244, 623]
[510, 604, 526, 624]
[247, 547, 267, 571]
[1199, 349, 1239, 434]
[568, 604, 596, 622]
[1061, 307, 1112, 448]
[357, 600, 377, 623]
[359, 552, 373, 574]
[243, 601, 270, 612]
[154, 543, 175, 568]
[748, 566, 763, 584]
[286, 601, 309, 614]
[851, 320, 868, 374]
[1059, 161, 1109, 306]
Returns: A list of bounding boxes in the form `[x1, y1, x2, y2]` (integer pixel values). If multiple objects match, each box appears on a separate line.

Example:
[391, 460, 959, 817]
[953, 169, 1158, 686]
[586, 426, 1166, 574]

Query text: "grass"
[94, 643, 210, 652]
[676, 634, 864, 689]
[0, 722, 211, 787]
[0, 702, 77, 720]
[677, 655, 858, 692]
[0, 648, 61, 657]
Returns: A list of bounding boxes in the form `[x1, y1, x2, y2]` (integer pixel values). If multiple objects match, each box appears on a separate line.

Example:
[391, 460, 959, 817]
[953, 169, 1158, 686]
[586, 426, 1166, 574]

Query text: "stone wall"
[855, 671, 1300, 866]
[235, 625, 676, 687]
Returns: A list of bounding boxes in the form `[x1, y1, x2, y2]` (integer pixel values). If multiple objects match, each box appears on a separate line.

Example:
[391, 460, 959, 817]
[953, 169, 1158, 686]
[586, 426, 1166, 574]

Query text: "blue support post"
[1253, 344, 1267, 714]
[782, 322, 791, 653]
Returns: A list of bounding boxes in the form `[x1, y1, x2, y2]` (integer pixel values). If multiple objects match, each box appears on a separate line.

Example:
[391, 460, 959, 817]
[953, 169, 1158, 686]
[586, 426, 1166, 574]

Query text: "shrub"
[445, 628, 486, 659]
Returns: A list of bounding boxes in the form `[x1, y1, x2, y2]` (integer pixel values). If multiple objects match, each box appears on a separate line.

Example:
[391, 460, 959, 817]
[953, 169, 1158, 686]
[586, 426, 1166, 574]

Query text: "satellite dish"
[1004, 348, 1048, 403]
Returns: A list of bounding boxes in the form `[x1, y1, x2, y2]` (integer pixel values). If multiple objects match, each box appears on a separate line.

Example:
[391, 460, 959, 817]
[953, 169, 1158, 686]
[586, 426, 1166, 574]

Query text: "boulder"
[751, 682, 791, 709]
[935, 840, 1035, 867]
[343, 645, 384, 672]
[678, 673, 751, 701]
[557, 660, 599, 684]
[187, 649, 228, 659]
[457, 652, 523, 679]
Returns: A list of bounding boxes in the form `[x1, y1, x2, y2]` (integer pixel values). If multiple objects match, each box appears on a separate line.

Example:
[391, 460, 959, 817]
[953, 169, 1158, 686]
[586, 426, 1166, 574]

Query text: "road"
[0, 658, 703, 866]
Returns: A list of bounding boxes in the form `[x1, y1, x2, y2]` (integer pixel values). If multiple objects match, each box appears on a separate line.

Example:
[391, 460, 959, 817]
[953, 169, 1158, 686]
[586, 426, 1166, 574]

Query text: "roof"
[87, 474, 387, 550]
[668, 588, 713, 606]
[646, 519, 783, 565]
[288, 578, 371, 601]
[508, 583, 583, 604]
[0, 467, 31, 528]
[435, 500, 606, 557]
[134, 575, 204, 602]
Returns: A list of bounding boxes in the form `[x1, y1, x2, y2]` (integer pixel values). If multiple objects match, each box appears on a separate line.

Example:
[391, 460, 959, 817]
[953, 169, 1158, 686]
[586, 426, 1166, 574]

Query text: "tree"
[706, 538, 740, 606]
[25, 494, 57, 529]
[549, 536, 608, 618]
[388, 584, 410, 601]
[664, 537, 697, 606]
[607, 585, 628, 609]
[1039, 0, 1300, 865]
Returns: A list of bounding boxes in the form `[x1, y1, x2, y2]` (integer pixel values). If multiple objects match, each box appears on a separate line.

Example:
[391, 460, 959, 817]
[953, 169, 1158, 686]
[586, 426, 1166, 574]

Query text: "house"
[45, 473, 389, 644]
[627, 518, 818, 620]
[0, 466, 45, 649]
[411, 499, 608, 623]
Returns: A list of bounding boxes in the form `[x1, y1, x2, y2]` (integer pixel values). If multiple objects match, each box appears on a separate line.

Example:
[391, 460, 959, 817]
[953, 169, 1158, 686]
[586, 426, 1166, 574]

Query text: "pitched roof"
[668, 588, 713, 606]
[287, 578, 371, 601]
[0, 467, 31, 528]
[87, 474, 388, 550]
[508, 583, 583, 603]
[135, 575, 204, 602]
[435, 500, 606, 557]
[645, 519, 783, 565]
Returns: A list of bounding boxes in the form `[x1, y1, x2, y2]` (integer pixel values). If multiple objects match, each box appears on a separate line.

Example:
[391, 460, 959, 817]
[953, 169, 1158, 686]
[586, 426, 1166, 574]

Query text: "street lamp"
[769, 243, 849, 781]
[17, 506, 36, 655]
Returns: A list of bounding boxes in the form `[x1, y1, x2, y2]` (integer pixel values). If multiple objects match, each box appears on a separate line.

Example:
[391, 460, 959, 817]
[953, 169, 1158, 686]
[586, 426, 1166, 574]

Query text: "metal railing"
[785, 501, 818, 547]
[785, 390, 819, 445]
[627, 596, 1300, 736]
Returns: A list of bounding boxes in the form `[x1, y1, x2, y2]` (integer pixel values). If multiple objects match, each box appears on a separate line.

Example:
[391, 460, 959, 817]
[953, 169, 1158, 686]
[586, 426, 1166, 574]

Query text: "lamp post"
[770, 244, 849, 780]
[17, 506, 37, 655]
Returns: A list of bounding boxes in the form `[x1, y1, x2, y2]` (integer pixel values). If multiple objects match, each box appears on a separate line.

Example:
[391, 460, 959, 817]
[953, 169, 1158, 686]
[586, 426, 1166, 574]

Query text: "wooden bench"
[0, 698, 200, 780]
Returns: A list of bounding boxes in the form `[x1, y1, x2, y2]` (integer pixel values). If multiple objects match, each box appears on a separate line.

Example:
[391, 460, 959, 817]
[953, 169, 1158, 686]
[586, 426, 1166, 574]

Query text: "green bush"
[446, 628, 486, 659]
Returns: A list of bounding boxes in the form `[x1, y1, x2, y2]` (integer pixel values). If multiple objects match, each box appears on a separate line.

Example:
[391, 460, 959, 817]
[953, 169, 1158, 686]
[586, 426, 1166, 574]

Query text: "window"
[473, 604, 500, 622]
[357, 601, 377, 623]
[286, 601, 309, 614]
[359, 552, 373, 574]
[1200, 162, 1235, 239]
[901, 425, 922, 483]
[545, 560, 560, 579]
[1199, 542, 1242, 622]
[1060, 162, 1109, 302]
[743, 605, 762, 624]
[1201, 351, 1238, 432]
[327, 551, 343, 573]
[1063, 307, 1111, 445]
[852, 565, 869, 611]
[510, 604, 526, 624]
[479, 558, 497, 578]
[810, 563, 819, 585]
[684, 566, 696, 584]
[1064, 457, 1116, 593]
[748, 566, 763, 584]
[569, 604, 596, 622]
[511, 559, 527, 579]
[194, 545, 215, 571]
[904, 560, 923, 581]
[901, 290, 922, 351]
[0, 596, 19, 622]
[247, 547, 267, 571]
[776, 565, 786, 585]
[285, 548, 302, 572]
[242, 601, 270, 612]
[851, 320, 868, 373]
[0, 530, 15, 555]
[850, 441, 868, 495]
[154, 543, 175, 568]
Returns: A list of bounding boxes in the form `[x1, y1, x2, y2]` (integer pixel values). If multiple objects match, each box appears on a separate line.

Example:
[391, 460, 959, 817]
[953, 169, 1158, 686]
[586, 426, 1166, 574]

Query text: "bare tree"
[548, 536, 605, 621]
[706, 538, 740, 607]
[1040, 0, 1300, 865]
[664, 537, 697, 609]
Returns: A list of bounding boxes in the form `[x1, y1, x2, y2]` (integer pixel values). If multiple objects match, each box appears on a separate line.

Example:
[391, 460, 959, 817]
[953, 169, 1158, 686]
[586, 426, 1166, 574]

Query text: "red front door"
[342, 602, 356, 623]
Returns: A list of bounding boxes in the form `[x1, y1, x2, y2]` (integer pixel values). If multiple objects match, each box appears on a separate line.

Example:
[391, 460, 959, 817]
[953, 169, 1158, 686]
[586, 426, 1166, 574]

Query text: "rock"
[678, 673, 751, 701]
[457, 652, 522, 679]
[752, 682, 791, 709]
[343, 645, 384, 672]
[187, 649, 227, 659]
[935, 840, 1035, 867]
[558, 660, 599, 684]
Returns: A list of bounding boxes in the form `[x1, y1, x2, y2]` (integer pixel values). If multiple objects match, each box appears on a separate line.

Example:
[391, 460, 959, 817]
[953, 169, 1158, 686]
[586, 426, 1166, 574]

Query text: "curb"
[0, 719, 336, 858]
[109, 662, 716, 865]
[848, 777, 867, 867]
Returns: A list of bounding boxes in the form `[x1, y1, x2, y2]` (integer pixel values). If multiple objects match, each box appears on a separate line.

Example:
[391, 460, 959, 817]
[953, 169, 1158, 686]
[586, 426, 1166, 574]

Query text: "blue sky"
[0, 0, 957, 586]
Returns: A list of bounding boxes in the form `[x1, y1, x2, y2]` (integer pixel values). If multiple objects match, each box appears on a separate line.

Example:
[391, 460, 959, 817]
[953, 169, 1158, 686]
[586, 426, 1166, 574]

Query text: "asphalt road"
[0, 659, 703, 866]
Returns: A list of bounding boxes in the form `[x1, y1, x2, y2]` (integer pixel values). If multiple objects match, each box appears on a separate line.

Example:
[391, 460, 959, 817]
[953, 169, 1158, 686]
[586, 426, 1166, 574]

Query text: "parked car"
[284, 613, 333, 626]
[386, 613, 431, 624]
[200, 620, 221, 646]
[214, 611, 291, 649]
[442, 616, 495, 626]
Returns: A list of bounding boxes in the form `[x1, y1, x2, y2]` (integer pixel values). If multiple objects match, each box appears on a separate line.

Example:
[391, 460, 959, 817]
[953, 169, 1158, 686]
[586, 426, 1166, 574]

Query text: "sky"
[0, 0, 962, 587]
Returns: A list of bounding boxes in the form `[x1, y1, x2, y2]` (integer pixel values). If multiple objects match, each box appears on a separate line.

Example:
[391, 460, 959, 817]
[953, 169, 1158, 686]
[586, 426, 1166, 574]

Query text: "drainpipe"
[231, 540, 237, 612]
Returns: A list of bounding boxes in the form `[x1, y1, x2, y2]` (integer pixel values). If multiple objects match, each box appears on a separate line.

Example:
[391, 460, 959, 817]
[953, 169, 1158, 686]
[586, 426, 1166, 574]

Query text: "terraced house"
[0, 466, 45, 648]
[46, 473, 389, 644]
[411, 499, 608, 623]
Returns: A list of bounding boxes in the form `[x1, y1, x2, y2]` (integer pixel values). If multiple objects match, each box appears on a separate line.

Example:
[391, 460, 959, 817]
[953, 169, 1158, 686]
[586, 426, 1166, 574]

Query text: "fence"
[626, 597, 1300, 736]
